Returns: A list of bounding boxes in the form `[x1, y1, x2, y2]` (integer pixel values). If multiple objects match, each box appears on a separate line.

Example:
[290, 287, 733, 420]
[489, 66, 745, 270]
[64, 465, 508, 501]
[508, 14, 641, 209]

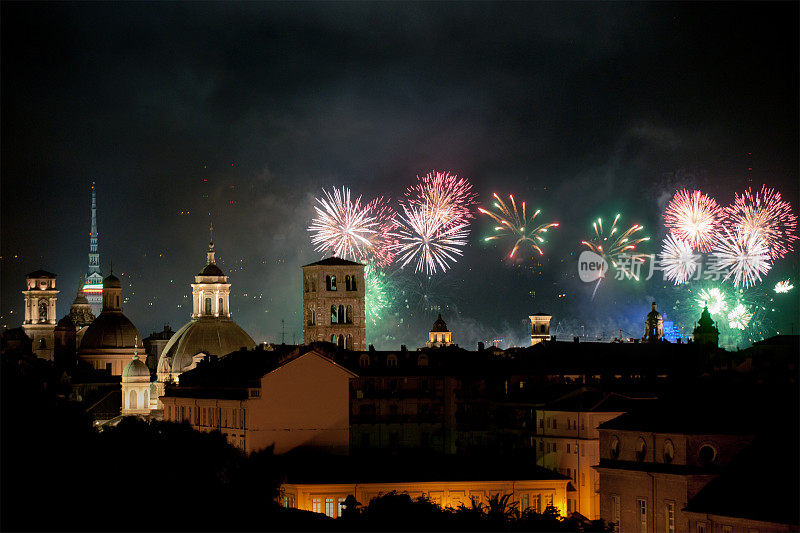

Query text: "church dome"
[122, 356, 151, 382]
[79, 312, 143, 350]
[103, 274, 121, 288]
[199, 263, 225, 277]
[431, 314, 449, 332]
[57, 314, 76, 329]
[158, 316, 255, 374]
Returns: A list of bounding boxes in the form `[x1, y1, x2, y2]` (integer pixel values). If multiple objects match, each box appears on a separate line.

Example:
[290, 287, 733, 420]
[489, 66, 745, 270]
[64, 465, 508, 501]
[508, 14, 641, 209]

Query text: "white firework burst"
[711, 228, 771, 288]
[727, 303, 752, 330]
[774, 280, 794, 294]
[658, 234, 698, 285]
[393, 202, 469, 275]
[308, 187, 377, 260]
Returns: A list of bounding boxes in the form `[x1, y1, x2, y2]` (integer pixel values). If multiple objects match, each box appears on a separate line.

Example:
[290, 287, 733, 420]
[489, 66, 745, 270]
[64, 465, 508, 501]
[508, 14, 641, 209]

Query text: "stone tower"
[645, 302, 663, 342]
[22, 270, 59, 360]
[530, 313, 552, 345]
[693, 306, 719, 347]
[82, 182, 103, 316]
[302, 257, 365, 350]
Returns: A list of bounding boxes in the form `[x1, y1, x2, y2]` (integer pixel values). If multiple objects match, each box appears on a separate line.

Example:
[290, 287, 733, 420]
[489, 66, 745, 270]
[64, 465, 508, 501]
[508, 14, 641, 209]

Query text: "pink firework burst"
[663, 189, 724, 253]
[308, 187, 377, 261]
[363, 196, 400, 267]
[404, 170, 477, 230]
[724, 185, 798, 260]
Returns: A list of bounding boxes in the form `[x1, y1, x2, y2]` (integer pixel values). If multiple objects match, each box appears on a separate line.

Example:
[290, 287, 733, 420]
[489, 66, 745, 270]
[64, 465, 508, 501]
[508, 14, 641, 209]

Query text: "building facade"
[22, 270, 59, 360]
[426, 314, 454, 348]
[302, 258, 365, 350]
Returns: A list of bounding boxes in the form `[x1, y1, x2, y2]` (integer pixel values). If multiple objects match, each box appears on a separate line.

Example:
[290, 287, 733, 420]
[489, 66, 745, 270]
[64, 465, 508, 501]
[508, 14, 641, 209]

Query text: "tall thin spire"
[207, 214, 216, 264]
[88, 182, 100, 275]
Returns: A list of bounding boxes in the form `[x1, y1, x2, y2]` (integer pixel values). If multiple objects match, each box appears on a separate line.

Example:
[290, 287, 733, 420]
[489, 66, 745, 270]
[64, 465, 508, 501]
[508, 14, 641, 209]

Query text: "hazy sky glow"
[2, 2, 798, 348]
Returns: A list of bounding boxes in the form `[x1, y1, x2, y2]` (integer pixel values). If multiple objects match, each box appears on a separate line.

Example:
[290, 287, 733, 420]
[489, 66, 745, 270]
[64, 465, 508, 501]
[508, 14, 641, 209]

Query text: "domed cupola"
[427, 314, 453, 348]
[156, 225, 255, 385]
[121, 354, 154, 415]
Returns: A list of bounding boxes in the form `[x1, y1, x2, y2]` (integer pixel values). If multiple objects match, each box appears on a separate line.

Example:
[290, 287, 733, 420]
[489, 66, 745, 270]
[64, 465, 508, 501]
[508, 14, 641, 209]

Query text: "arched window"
[205, 297, 212, 315]
[351, 276, 357, 291]
[311, 278, 316, 292]
[308, 307, 316, 326]
[39, 338, 46, 349]
[38, 301, 47, 321]
[635, 437, 647, 461]
[359, 354, 370, 367]
[387, 354, 398, 368]
[330, 276, 337, 291]
[331, 334, 337, 344]
[129, 390, 137, 410]
[345, 275, 351, 291]
[346, 334, 353, 350]
[338, 305, 345, 323]
[331, 305, 338, 324]
[346, 305, 353, 324]
[663, 439, 675, 464]
[303, 278, 309, 292]
[326, 275, 331, 291]
[337, 335, 345, 348]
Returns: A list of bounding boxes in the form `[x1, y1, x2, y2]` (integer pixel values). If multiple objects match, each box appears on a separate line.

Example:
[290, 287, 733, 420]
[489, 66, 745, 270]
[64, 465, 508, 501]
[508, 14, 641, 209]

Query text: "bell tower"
[530, 313, 552, 345]
[22, 270, 59, 360]
[302, 257, 365, 350]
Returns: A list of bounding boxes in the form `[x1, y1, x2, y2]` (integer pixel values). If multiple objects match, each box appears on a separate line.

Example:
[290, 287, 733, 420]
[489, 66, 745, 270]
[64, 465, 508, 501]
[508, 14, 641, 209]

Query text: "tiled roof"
[303, 257, 363, 267]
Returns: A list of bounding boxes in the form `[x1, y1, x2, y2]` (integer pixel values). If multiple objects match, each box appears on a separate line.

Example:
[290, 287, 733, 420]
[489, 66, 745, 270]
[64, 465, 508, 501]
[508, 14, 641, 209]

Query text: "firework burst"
[727, 303, 752, 330]
[581, 214, 651, 280]
[364, 262, 394, 325]
[363, 196, 400, 267]
[659, 234, 699, 285]
[478, 193, 559, 259]
[663, 189, 724, 253]
[393, 202, 469, 275]
[711, 228, 771, 288]
[774, 280, 794, 294]
[724, 185, 798, 259]
[696, 287, 728, 316]
[308, 187, 377, 260]
[404, 171, 477, 230]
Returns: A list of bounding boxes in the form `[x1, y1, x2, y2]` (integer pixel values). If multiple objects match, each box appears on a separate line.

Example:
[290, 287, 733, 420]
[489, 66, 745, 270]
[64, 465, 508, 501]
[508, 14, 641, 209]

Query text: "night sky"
[2, 2, 798, 349]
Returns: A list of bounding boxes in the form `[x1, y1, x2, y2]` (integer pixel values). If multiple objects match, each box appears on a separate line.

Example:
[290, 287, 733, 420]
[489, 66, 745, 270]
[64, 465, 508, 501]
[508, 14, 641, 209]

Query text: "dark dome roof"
[27, 270, 57, 279]
[431, 314, 449, 332]
[199, 263, 225, 276]
[158, 317, 255, 373]
[57, 315, 75, 329]
[122, 356, 151, 381]
[103, 274, 121, 288]
[73, 291, 89, 305]
[79, 311, 142, 350]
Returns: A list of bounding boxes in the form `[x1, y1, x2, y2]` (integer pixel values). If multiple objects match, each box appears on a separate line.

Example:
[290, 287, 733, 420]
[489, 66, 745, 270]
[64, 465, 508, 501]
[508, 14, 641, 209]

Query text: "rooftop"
[303, 257, 363, 267]
[26, 269, 56, 279]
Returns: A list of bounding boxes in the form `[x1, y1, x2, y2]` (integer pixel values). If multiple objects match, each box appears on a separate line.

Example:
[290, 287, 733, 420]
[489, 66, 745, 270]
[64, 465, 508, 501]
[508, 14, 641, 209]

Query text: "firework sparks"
[363, 196, 400, 267]
[581, 214, 650, 280]
[308, 187, 377, 260]
[696, 287, 728, 315]
[663, 189, 724, 253]
[711, 228, 771, 288]
[727, 303, 752, 330]
[724, 185, 798, 259]
[393, 202, 469, 275]
[364, 262, 393, 325]
[478, 193, 559, 259]
[774, 280, 794, 294]
[404, 170, 477, 230]
[659, 234, 698, 285]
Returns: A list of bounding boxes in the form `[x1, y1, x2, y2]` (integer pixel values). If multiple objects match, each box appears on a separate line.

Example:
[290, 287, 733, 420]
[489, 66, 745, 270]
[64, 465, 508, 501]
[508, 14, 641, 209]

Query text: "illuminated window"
[666, 502, 675, 533]
[331, 306, 338, 324]
[218, 298, 223, 313]
[612, 495, 620, 529]
[520, 494, 529, 512]
[337, 498, 346, 517]
[636, 437, 647, 461]
[312, 498, 321, 514]
[637, 499, 647, 533]
[205, 298, 212, 315]
[325, 498, 336, 517]
[330, 275, 337, 291]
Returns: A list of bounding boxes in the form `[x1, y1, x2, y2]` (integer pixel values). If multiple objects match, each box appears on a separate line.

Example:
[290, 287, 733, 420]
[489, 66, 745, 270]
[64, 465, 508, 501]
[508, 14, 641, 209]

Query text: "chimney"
[477, 342, 484, 352]
[400, 344, 407, 352]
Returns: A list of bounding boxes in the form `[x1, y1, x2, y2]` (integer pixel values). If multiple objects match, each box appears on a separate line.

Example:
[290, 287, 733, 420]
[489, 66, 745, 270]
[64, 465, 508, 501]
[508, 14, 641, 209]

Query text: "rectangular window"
[532, 494, 541, 513]
[312, 498, 321, 514]
[553, 418, 558, 429]
[520, 494, 529, 511]
[539, 418, 544, 428]
[666, 502, 675, 533]
[697, 523, 707, 533]
[325, 498, 336, 518]
[722, 527, 732, 533]
[612, 495, 620, 530]
[338, 498, 346, 517]
[567, 444, 571, 453]
[574, 443, 578, 454]
[638, 499, 647, 533]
